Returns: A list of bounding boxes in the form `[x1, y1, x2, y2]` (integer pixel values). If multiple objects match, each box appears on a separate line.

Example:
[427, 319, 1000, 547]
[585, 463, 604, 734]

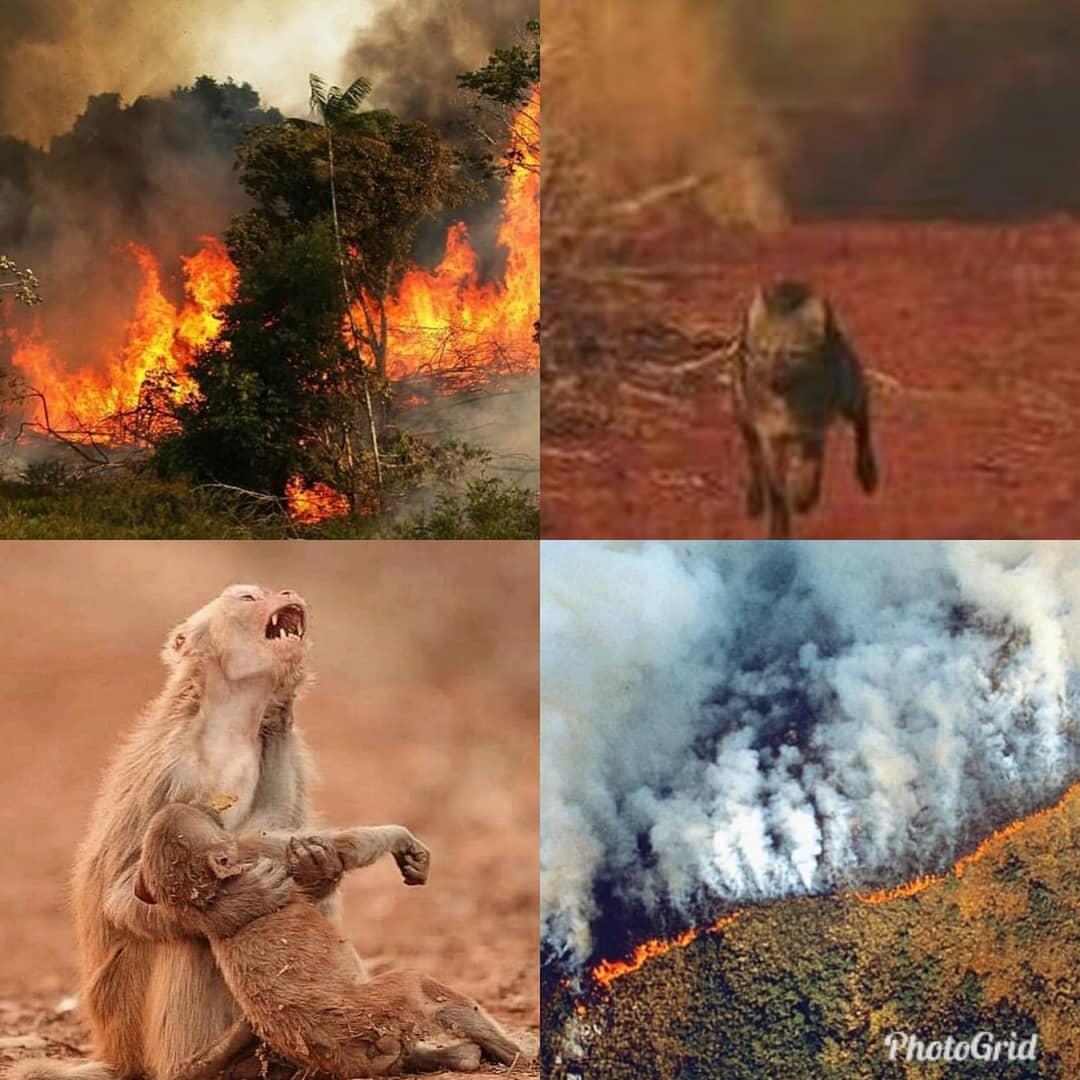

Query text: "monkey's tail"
[7, 1060, 115, 1080]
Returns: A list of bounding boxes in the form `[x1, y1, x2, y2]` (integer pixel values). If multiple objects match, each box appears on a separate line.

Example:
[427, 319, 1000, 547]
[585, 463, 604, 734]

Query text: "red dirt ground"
[0, 542, 538, 1078]
[542, 218, 1080, 539]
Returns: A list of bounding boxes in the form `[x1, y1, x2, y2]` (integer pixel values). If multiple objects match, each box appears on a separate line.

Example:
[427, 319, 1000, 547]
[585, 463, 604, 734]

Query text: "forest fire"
[6, 90, 538, 525]
[592, 913, 743, 991]
[284, 476, 351, 526]
[588, 778, 1080, 991]
[12, 236, 236, 435]
[373, 88, 540, 386]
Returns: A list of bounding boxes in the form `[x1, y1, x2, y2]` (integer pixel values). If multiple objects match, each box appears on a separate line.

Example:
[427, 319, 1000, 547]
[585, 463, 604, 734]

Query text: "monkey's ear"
[134, 868, 157, 905]
[208, 849, 243, 881]
[162, 594, 222, 668]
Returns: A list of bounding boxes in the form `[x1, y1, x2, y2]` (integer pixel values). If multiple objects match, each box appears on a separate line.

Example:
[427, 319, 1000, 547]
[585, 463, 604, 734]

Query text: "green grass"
[0, 472, 539, 539]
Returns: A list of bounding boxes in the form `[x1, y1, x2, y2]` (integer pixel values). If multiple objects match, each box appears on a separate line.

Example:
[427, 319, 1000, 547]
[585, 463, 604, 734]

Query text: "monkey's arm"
[242, 824, 431, 895]
[328, 824, 431, 885]
[105, 861, 201, 940]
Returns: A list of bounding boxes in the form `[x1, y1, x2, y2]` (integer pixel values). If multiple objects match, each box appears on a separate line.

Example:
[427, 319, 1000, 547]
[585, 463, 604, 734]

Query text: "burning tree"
[163, 59, 538, 516]
[458, 18, 540, 178]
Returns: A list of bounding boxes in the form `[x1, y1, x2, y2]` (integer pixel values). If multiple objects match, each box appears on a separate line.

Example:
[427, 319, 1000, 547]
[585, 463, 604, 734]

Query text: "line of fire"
[571, 775, 1080, 1000]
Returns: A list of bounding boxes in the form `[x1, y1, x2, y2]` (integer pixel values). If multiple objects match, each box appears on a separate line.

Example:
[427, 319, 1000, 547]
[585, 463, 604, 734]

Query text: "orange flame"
[284, 476, 351, 526]
[590, 779, 1080, 989]
[357, 88, 540, 386]
[12, 236, 236, 434]
[8, 89, 539, 526]
[592, 912, 743, 990]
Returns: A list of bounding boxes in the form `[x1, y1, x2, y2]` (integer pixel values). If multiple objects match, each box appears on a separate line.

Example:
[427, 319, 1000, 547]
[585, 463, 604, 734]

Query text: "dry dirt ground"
[0, 542, 538, 1078]
[542, 218, 1080, 539]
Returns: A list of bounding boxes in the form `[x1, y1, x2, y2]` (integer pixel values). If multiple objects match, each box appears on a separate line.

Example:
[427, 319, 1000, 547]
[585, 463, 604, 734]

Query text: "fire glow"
[7, 91, 540, 523]
[587, 778, 1080, 991]
[362, 87, 540, 387]
[12, 236, 236, 434]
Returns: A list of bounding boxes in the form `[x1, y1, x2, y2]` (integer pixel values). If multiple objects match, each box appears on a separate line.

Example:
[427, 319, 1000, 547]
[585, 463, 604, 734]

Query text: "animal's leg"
[170, 1020, 255, 1080]
[401, 1042, 482, 1073]
[432, 999, 522, 1067]
[854, 406, 878, 494]
[833, 342, 878, 495]
[144, 943, 243, 1080]
[763, 438, 792, 539]
[366, 971, 522, 1067]
[791, 434, 825, 514]
[739, 421, 767, 518]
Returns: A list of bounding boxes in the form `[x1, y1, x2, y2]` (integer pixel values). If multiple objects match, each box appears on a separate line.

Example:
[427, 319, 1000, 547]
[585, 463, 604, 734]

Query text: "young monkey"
[136, 803, 524, 1077]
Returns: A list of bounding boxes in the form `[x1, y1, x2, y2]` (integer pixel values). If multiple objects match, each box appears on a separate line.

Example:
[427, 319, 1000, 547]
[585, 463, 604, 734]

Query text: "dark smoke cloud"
[0, 80, 281, 379]
[733, 0, 1080, 216]
[541, 542, 1080, 967]
[547, 0, 1080, 223]
[0, 0, 370, 146]
[345, 0, 538, 131]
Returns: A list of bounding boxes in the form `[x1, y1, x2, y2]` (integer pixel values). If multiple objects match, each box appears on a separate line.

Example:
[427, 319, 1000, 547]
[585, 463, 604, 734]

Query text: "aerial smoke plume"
[541, 542, 1080, 967]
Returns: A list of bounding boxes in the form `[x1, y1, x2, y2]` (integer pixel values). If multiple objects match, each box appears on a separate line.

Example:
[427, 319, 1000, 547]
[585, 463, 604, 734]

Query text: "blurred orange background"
[0, 541, 538, 1039]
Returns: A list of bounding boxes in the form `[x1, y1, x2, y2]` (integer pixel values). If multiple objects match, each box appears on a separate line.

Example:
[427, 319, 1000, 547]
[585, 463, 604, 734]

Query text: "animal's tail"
[7, 1060, 115, 1080]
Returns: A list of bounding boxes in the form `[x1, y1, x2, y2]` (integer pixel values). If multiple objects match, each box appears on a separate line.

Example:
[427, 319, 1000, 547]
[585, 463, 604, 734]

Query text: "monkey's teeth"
[271, 613, 279, 627]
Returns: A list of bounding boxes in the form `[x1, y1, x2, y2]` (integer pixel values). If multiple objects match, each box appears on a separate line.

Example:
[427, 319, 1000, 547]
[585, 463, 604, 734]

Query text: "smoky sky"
[347, 0, 538, 132]
[735, 0, 1080, 217]
[0, 0, 378, 145]
[547, 0, 1080, 221]
[0, 0, 536, 147]
[541, 542, 1080, 967]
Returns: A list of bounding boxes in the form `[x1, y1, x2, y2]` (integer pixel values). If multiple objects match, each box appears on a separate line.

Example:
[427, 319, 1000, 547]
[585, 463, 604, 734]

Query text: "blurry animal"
[136, 803, 523, 1076]
[10, 585, 429, 1080]
[732, 280, 878, 537]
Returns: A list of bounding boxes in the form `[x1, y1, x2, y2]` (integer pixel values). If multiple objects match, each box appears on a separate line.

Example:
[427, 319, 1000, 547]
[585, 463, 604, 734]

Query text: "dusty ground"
[542, 217, 1080, 539]
[0, 541, 538, 1077]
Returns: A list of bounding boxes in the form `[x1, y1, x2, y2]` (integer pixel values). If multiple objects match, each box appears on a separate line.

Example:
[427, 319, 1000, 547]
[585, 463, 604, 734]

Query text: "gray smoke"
[541, 542, 1080, 965]
[346, 0, 537, 131]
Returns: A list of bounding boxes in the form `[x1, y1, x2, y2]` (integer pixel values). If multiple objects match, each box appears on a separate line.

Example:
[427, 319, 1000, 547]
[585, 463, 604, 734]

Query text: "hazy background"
[0, 540, 538, 1033]
[545, 0, 1080, 225]
[0, 0, 536, 145]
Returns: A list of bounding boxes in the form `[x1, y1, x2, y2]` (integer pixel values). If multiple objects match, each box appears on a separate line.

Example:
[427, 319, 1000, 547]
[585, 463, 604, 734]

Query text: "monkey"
[10, 585, 430, 1080]
[732, 280, 878, 538]
[134, 803, 525, 1077]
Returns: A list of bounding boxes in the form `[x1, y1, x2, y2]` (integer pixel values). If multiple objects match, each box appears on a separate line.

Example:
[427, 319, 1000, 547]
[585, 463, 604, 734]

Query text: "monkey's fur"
[10, 586, 430, 1080]
[733, 280, 878, 538]
[136, 803, 523, 1076]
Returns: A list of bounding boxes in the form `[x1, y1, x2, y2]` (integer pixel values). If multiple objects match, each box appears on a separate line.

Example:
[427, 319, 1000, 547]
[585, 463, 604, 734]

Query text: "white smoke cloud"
[540, 541, 1080, 966]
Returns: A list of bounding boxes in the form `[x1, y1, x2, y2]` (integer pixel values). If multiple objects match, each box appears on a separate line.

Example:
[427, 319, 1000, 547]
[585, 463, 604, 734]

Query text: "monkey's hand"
[209, 857, 294, 936]
[286, 835, 345, 899]
[390, 828, 431, 887]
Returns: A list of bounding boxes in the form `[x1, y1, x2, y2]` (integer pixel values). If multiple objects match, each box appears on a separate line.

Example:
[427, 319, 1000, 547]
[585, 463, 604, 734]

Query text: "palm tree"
[305, 74, 383, 492]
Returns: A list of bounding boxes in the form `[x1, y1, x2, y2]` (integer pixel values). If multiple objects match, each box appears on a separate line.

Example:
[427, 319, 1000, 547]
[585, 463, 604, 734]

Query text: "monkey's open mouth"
[266, 604, 305, 640]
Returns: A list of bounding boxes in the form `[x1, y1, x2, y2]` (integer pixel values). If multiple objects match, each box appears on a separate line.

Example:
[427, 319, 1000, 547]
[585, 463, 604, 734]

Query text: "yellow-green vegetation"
[0, 471, 538, 539]
[545, 785, 1080, 1079]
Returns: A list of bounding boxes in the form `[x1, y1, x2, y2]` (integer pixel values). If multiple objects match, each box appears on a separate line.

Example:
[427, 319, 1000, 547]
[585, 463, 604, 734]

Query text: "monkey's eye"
[239, 594, 258, 602]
